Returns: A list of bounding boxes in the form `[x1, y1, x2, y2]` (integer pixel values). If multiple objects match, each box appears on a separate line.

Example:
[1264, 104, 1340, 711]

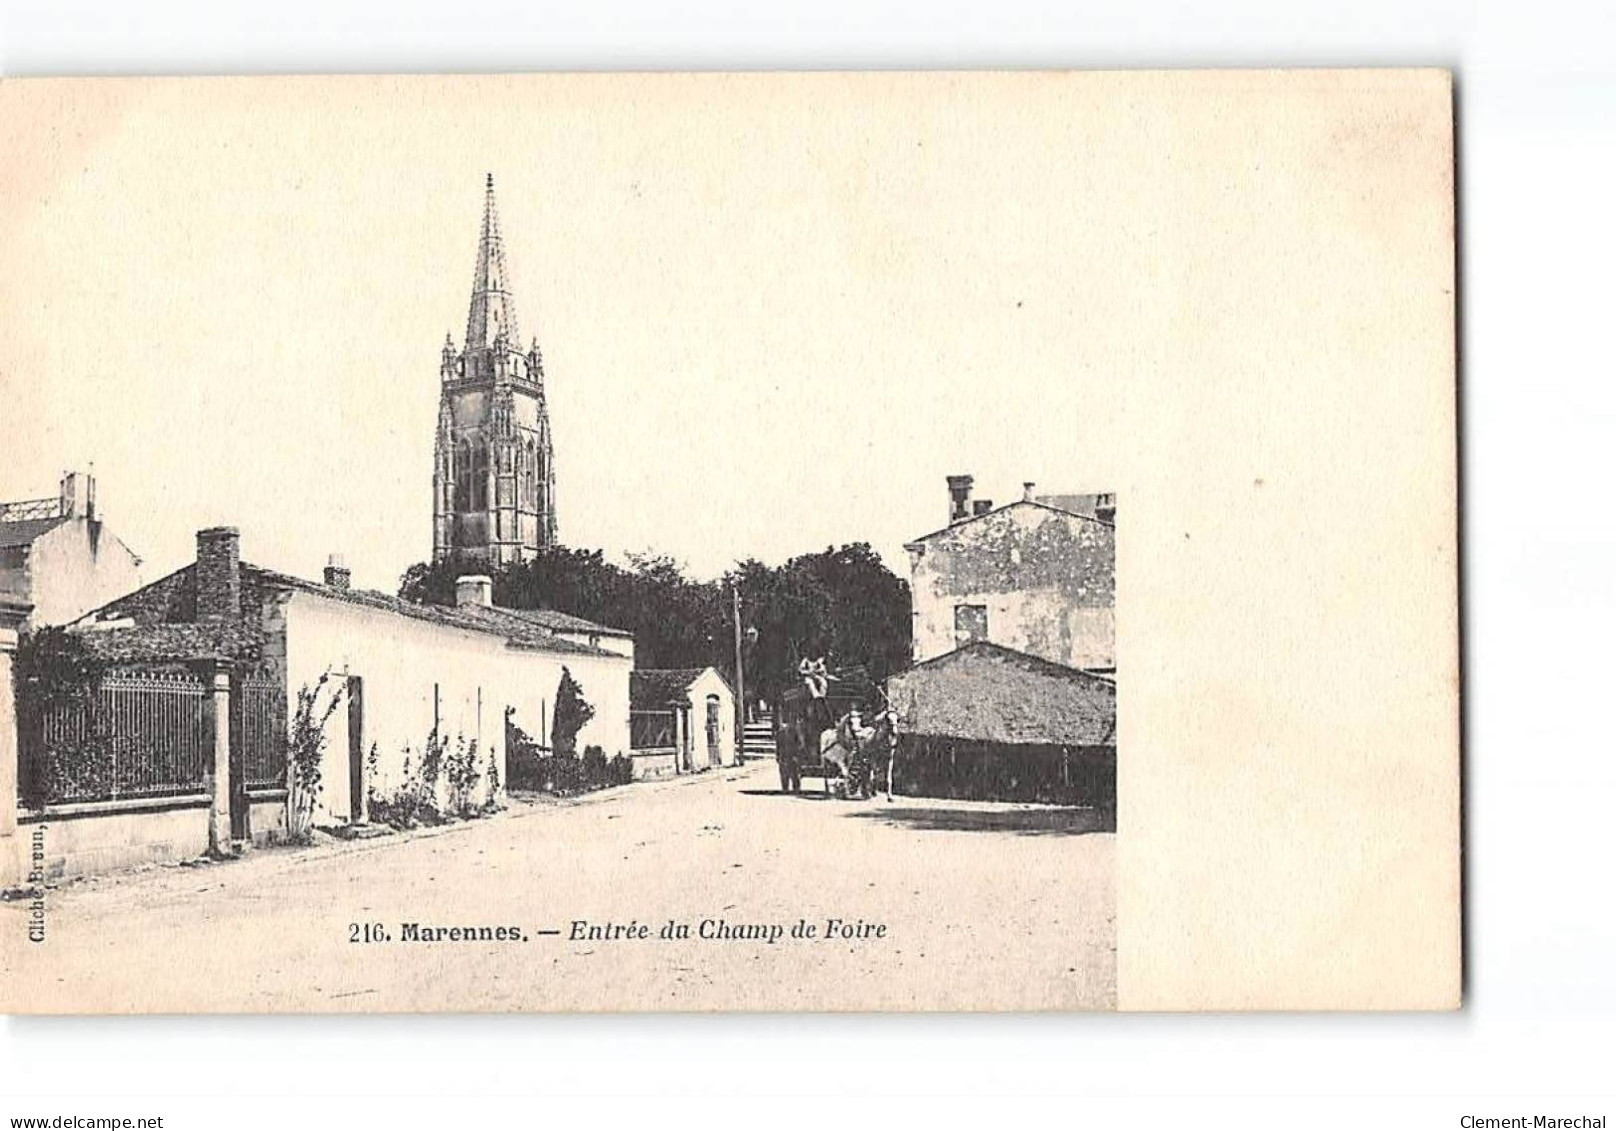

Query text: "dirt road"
[2, 762, 1114, 1012]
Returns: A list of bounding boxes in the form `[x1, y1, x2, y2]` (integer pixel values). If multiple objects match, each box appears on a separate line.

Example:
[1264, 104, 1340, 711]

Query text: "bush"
[580, 745, 608, 786]
[609, 753, 635, 786]
[367, 729, 499, 831]
[505, 736, 633, 797]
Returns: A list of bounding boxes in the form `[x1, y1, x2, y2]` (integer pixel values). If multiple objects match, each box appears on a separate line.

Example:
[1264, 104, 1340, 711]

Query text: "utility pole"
[732, 584, 747, 764]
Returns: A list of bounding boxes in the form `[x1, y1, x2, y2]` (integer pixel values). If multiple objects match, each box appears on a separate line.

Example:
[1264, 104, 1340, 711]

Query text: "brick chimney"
[196, 527, 241, 621]
[456, 574, 493, 609]
[1022, 481, 1036, 502]
[946, 474, 974, 525]
[323, 554, 351, 591]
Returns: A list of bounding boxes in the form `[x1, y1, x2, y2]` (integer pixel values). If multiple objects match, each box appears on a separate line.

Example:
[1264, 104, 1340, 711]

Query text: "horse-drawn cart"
[774, 664, 891, 799]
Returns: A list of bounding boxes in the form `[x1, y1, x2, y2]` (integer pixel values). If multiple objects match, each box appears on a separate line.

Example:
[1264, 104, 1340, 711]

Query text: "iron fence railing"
[26, 668, 210, 805]
[235, 672, 288, 790]
[630, 709, 676, 751]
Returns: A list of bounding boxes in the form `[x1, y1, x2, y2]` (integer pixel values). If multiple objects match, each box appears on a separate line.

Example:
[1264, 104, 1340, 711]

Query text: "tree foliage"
[399, 541, 912, 706]
[551, 666, 595, 757]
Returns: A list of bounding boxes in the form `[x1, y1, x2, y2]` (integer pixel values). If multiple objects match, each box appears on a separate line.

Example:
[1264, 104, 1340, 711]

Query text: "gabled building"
[629, 666, 738, 777]
[0, 471, 143, 630]
[904, 475, 1115, 671]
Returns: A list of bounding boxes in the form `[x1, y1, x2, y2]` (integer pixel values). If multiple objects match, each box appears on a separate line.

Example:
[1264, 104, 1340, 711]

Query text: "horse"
[818, 708, 897, 800]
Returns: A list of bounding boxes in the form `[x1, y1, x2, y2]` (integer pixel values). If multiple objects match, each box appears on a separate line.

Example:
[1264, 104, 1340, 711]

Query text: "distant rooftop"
[0, 515, 69, 549]
[0, 496, 64, 524]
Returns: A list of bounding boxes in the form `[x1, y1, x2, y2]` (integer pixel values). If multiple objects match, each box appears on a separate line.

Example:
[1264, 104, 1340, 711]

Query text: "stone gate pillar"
[0, 598, 32, 888]
[200, 661, 232, 856]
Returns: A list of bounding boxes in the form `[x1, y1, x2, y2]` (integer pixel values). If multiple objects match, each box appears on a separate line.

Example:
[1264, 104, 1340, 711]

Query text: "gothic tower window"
[469, 441, 489, 511]
[454, 440, 472, 512]
[524, 438, 538, 509]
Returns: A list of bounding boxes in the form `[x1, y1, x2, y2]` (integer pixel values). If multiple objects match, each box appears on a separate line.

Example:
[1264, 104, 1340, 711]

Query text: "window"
[524, 438, 538, 508]
[453, 441, 472, 511]
[469, 442, 489, 511]
[954, 604, 989, 647]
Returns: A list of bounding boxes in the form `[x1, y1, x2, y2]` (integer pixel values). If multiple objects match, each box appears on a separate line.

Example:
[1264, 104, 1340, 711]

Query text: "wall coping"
[19, 793, 210, 823]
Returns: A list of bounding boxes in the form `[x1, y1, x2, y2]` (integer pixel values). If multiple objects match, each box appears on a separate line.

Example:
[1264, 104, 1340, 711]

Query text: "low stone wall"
[13, 791, 292, 883]
[247, 790, 290, 844]
[16, 796, 211, 882]
[630, 750, 679, 780]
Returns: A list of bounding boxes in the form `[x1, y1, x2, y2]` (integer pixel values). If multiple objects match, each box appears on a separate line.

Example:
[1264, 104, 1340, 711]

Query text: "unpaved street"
[3, 762, 1114, 1012]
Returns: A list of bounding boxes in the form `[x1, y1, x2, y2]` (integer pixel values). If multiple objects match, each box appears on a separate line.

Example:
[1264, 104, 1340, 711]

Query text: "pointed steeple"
[465, 173, 521, 353]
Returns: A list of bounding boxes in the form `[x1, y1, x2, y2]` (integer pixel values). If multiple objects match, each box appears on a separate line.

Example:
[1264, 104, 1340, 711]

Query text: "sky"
[0, 72, 1404, 593]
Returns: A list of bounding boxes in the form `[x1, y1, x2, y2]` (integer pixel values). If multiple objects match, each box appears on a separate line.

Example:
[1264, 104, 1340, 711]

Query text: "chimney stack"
[57, 470, 98, 521]
[946, 474, 974, 525]
[323, 554, 351, 591]
[196, 527, 242, 621]
[973, 499, 993, 516]
[1023, 481, 1036, 502]
[456, 574, 494, 609]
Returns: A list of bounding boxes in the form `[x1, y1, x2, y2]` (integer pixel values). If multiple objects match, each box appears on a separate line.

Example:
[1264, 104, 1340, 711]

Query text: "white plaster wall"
[686, 668, 737, 769]
[283, 593, 631, 825]
[23, 520, 144, 629]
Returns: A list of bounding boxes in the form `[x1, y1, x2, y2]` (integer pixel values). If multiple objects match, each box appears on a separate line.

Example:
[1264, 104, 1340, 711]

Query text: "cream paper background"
[0, 70, 1457, 1011]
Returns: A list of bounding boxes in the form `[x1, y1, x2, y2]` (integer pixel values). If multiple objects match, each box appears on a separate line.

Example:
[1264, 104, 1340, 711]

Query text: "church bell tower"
[432, 175, 557, 565]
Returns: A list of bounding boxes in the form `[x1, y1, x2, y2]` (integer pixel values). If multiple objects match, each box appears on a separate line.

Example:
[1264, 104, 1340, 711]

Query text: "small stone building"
[0, 471, 144, 630]
[629, 666, 737, 778]
[885, 641, 1116, 811]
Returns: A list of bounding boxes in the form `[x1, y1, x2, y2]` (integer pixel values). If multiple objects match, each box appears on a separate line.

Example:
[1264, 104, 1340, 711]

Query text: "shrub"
[286, 673, 345, 843]
[609, 753, 635, 786]
[444, 735, 484, 819]
[580, 745, 608, 787]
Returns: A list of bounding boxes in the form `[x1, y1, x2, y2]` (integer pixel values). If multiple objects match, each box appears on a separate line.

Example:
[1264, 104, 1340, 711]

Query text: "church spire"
[465, 173, 520, 352]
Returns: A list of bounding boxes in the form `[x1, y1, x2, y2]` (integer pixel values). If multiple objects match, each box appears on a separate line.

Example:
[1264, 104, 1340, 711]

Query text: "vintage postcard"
[0, 71, 1458, 1012]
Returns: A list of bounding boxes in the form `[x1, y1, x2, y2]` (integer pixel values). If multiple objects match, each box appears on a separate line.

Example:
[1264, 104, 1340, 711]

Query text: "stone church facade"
[432, 176, 558, 565]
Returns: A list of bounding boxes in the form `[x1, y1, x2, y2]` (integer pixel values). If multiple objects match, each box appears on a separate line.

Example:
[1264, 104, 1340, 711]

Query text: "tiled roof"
[494, 605, 632, 638]
[78, 621, 258, 665]
[0, 516, 69, 549]
[74, 558, 629, 662]
[244, 564, 621, 659]
[631, 668, 707, 708]
[886, 641, 1116, 746]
